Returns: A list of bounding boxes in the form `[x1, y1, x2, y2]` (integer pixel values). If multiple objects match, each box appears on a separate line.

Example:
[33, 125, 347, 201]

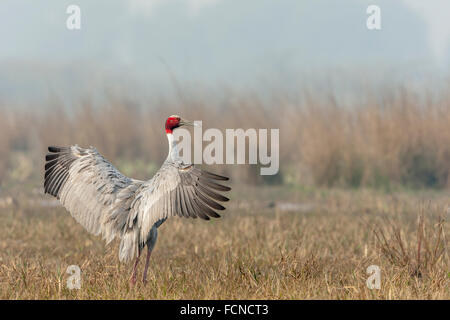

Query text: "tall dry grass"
[0, 85, 449, 189]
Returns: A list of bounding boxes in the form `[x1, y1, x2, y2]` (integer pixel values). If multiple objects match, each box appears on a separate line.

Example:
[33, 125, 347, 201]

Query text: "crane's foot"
[142, 267, 149, 285]
[130, 274, 137, 286]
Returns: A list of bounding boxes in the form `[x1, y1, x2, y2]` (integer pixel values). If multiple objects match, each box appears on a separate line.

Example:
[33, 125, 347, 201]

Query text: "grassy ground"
[0, 185, 448, 299]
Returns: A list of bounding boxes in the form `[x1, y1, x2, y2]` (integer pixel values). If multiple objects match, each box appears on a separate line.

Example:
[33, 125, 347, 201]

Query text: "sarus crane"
[44, 115, 231, 284]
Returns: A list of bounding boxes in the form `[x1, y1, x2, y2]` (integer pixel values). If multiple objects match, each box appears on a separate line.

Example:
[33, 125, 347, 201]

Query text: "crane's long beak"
[180, 119, 200, 127]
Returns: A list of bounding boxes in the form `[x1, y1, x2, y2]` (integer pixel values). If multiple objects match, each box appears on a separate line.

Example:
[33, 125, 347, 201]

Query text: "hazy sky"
[0, 0, 449, 104]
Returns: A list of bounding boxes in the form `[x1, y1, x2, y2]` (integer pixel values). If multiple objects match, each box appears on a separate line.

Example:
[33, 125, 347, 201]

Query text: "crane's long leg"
[142, 245, 153, 285]
[130, 250, 142, 285]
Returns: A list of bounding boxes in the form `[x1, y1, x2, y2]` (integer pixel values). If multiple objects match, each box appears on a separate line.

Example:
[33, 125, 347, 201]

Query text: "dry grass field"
[0, 185, 448, 299]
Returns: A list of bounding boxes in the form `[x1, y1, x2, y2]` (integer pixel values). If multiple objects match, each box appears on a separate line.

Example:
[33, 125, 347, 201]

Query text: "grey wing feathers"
[44, 145, 142, 248]
[132, 163, 231, 248]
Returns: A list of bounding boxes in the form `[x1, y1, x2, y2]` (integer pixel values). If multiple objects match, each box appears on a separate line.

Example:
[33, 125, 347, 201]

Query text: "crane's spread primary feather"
[44, 144, 230, 263]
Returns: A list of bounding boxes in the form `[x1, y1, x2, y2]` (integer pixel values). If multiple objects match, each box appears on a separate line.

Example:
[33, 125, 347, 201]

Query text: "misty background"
[1, 0, 450, 107]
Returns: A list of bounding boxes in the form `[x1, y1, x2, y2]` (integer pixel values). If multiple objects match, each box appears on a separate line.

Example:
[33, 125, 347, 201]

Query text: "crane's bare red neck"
[165, 117, 180, 134]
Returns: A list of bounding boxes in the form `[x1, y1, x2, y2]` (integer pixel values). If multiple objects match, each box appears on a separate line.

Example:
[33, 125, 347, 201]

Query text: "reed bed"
[1, 85, 449, 189]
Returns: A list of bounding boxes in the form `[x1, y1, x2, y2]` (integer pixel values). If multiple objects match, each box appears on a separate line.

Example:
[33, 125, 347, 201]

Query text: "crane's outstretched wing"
[45, 145, 231, 263]
[128, 162, 231, 252]
[44, 145, 143, 245]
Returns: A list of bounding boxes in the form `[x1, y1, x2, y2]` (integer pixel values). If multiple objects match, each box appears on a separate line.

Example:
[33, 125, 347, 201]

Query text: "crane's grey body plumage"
[44, 144, 230, 264]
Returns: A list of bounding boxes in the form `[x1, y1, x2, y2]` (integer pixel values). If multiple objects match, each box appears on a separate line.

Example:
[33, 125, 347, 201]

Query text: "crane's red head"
[165, 115, 195, 134]
[165, 115, 181, 134]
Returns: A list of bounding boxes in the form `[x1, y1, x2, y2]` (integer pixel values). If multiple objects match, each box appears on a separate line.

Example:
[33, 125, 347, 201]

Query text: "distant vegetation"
[0, 84, 449, 190]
